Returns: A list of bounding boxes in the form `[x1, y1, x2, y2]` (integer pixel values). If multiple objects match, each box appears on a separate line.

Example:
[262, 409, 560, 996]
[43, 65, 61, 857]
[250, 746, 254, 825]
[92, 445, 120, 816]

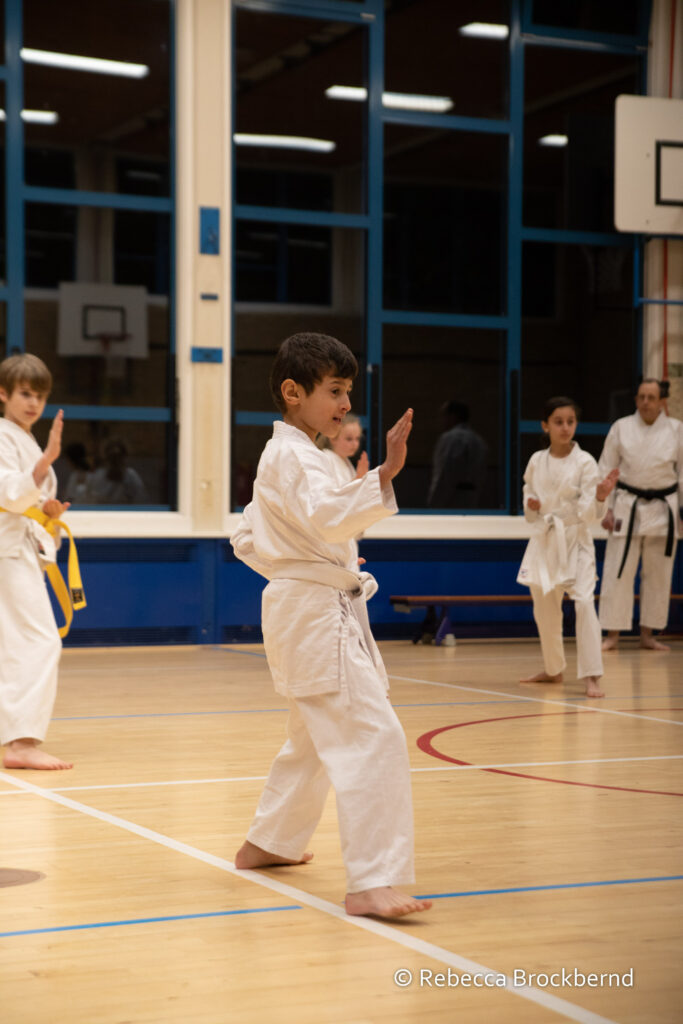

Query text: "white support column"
[176, 0, 232, 529]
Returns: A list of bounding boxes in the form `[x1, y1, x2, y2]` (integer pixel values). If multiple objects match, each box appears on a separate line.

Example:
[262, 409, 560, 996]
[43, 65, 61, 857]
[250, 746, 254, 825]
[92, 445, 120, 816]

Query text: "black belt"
[615, 480, 677, 578]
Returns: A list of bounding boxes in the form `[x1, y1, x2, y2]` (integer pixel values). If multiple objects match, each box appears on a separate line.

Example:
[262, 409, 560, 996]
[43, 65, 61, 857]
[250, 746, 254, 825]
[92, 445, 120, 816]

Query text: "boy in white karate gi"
[0, 354, 72, 770]
[517, 397, 618, 698]
[231, 332, 431, 919]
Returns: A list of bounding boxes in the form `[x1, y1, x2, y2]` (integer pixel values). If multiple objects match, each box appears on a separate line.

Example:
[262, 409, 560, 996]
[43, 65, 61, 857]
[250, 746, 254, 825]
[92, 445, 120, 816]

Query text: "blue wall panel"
[57, 537, 682, 647]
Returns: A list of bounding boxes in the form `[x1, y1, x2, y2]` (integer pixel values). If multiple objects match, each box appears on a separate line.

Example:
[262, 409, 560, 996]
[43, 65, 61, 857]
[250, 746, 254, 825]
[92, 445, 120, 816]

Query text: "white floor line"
[1, 754, 680, 797]
[389, 674, 683, 727]
[0, 770, 617, 1024]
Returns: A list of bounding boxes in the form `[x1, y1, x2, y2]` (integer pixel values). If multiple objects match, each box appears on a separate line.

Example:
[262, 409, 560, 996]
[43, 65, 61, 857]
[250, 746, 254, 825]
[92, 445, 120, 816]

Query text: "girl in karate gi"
[318, 413, 369, 565]
[0, 354, 73, 769]
[317, 413, 368, 487]
[517, 397, 619, 698]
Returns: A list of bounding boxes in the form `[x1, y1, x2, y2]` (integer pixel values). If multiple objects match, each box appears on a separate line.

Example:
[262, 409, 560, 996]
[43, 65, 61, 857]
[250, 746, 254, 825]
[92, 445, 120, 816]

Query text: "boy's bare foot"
[3, 740, 73, 770]
[602, 632, 619, 651]
[640, 630, 670, 652]
[345, 886, 432, 919]
[584, 676, 605, 698]
[520, 671, 563, 683]
[234, 840, 313, 869]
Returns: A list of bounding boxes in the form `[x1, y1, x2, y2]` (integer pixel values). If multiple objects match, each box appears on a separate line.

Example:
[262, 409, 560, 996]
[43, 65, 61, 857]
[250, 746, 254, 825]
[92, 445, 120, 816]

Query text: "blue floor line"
[0, 903, 302, 938]
[52, 699, 530, 721]
[52, 695, 683, 722]
[52, 709, 289, 721]
[416, 875, 683, 900]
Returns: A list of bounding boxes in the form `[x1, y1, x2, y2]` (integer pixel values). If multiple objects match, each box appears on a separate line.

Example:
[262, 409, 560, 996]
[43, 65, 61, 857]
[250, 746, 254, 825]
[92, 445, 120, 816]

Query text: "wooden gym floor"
[1, 639, 681, 1024]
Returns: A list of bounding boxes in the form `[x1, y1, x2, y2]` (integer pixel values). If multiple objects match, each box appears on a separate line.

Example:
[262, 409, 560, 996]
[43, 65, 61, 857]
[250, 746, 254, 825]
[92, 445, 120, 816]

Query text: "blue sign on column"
[200, 207, 220, 255]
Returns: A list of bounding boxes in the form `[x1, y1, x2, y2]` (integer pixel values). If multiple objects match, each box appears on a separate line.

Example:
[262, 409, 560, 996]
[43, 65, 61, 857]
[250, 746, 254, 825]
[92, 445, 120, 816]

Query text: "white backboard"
[615, 95, 683, 235]
[57, 282, 149, 358]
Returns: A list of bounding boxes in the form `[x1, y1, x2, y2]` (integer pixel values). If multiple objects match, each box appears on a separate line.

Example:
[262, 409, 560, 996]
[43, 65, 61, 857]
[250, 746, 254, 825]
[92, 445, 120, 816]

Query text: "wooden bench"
[390, 594, 683, 645]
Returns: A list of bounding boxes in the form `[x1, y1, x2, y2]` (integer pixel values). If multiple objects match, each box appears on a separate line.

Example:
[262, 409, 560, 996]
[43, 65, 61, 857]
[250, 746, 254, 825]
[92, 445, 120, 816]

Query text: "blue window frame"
[231, 0, 651, 514]
[2, 0, 176, 510]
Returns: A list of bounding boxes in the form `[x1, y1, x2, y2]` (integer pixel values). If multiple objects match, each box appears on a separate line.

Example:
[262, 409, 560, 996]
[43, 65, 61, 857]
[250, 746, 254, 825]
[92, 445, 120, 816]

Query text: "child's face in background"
[542, 406, 577, 449]
[331, 421, 362, 460]
[0, 381, 48, 432]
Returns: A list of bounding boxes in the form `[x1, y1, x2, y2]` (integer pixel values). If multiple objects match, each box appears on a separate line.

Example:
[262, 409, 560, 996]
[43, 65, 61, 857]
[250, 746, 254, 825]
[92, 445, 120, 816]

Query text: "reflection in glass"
[233, 224, 367, 417]
[384, 126, 507, 315]
[233, 316, 366, 417]
[25, 291, 170, 410]
[33, 419, 171, 507]
[383, 325, 504, 509]
[0, 82, 4, 283]
[523, 47, 640, 231]
[23, 0, 171, 192]
[521, 242, 636, 422]
[232, 424, 277, 510]
[385, 0, 510, 121]
[531, 0, 642, 36]
[235, 221, 333, 305]
[235, 8, 366, 213]
[0, 304, 6, 361]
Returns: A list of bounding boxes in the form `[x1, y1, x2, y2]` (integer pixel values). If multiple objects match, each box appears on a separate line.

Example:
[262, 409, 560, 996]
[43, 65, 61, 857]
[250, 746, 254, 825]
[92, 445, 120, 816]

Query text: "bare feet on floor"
[345, 887, 432, 919]
[520, 671, 563, 684]
[234, 840, 314, 869]
[3, 740, 73, 770]
[602, 632, 619, 651]
[639, 632, 670, 652]
[584, 676, 605, 698]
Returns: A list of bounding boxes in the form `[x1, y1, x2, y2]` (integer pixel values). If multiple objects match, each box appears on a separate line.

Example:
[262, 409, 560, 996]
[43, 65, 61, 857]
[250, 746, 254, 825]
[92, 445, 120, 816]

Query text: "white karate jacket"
[0, 418, 58, 562]
[517, 443, 604, 594]
[231, 421, 397, 697]
[597, 411, 683, 538]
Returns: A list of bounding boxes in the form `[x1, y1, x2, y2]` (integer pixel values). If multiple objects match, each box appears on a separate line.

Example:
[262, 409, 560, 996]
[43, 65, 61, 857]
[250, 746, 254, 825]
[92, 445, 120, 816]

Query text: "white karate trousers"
[0, 547, 61, 745]
[599, 534, 677, 631]
[529, 547, 603, 680]
[246, 612, 415, 893]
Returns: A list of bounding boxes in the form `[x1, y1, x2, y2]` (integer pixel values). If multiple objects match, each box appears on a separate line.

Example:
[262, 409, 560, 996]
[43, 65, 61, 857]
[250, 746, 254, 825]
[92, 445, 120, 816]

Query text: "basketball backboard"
[615, 95, 683, 235]
[57, 282, 149, 358]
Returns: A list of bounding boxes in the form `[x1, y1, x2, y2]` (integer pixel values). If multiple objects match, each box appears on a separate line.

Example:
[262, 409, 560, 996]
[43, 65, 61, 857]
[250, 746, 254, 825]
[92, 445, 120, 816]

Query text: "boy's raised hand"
[379, 408, 413, 488]
[44, 409, 65, 465]
[33, 409, 65, 488]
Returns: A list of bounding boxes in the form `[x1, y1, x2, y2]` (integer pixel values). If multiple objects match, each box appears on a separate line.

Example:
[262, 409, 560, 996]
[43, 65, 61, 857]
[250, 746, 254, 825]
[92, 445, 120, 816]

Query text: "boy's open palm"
[380, 409, 413, 485]
[44, 409, 65, 465]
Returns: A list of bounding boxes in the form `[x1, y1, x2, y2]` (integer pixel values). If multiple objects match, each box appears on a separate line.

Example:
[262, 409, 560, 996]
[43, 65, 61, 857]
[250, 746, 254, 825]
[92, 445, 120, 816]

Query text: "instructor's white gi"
[517, 444, 605, 680]
[0, 418, 61, 745]
[231, 421, 415, 892]
[598, 411, 683, 631]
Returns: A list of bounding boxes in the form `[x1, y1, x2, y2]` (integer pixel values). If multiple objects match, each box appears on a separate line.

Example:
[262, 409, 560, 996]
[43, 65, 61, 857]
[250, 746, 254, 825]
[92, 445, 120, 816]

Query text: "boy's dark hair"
[270, 332, 358, 413]
[0, 353, 52, 398]
[542, 395, 581, 422]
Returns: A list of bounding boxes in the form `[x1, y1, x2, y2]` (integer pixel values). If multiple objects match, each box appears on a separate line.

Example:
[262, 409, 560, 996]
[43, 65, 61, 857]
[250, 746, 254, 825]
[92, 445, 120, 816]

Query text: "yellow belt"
[0, 505, 87, 638]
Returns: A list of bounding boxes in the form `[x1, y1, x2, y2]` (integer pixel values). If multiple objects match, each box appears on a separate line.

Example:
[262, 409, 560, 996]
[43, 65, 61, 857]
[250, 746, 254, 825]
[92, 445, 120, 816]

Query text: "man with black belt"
[598, 379, 683, 651]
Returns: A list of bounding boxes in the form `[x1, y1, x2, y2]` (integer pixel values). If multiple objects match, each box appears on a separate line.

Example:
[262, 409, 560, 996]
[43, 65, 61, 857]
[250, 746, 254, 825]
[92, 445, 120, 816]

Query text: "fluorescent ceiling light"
[458, 22, 509, 39]
[234, 133, 335, 153]
[325, 85, 453, 113]
[539, 134, 568, 147]
[0, 108, 59, 124]
[21, 47, 149, 79]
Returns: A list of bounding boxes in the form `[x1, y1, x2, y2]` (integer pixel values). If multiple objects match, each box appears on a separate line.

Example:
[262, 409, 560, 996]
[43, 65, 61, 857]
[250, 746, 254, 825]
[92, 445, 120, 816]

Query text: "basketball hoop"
[95, 332, 131, 358]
